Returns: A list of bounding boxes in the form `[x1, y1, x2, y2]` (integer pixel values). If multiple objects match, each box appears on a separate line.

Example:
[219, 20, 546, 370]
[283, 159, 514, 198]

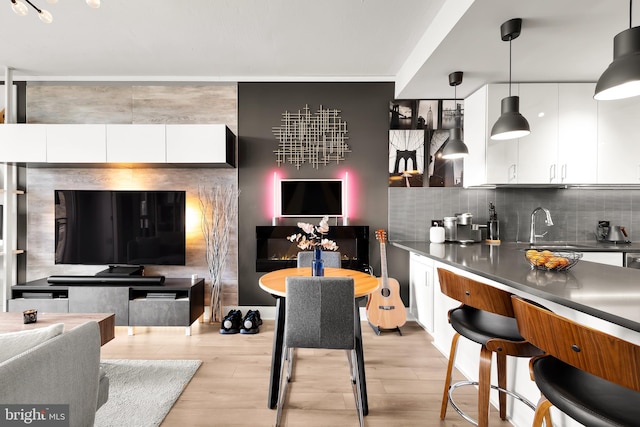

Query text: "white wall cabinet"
[517, 84, 559, 184]
[409, 252, 434, 332]
[166, 124, 234, 165]
[465, 83, 598, 186]
[557, 84, 598, 184]
[0, 124, 234, 166]
[0, 124, 47, 162]
[46, 124, 107, 163]
[106, 124, 166, 163]
[597, 96, 640, 184]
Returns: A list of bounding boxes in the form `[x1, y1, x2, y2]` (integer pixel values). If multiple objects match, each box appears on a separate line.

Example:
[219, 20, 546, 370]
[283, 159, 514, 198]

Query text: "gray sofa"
[0, 321, 108, 427]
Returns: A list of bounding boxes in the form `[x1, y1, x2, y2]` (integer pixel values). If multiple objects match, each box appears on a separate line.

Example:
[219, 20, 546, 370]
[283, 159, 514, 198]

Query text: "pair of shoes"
[240, 310, 263, 334]
[220, 309, 243, 334]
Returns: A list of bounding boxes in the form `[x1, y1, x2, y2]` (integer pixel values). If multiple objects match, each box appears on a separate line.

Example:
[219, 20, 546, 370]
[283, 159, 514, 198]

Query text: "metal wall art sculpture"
[272, 104, 350, 169]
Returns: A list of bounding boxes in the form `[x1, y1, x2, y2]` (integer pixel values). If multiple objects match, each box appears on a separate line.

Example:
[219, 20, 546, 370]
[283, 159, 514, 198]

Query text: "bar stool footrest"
[448, 380, 537, 426]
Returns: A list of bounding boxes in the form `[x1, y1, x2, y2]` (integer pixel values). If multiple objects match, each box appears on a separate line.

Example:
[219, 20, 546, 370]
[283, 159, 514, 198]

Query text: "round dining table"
[259, 267, 379, 415]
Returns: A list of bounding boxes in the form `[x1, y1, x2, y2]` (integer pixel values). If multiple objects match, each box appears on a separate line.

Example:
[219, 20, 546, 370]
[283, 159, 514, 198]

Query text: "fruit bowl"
[525, 249, 583, 271]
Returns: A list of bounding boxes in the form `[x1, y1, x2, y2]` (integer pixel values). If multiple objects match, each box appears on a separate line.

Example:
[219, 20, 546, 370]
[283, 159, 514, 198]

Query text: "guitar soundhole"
[381, 288, 391, 298]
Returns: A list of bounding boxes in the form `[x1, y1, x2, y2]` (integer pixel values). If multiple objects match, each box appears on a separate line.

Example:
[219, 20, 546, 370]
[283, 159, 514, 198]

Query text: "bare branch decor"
[199, 185, 238, 323]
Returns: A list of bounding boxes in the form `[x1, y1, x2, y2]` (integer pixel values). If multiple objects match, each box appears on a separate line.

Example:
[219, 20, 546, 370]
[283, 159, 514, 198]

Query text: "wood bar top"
[259, 267, 379, 298]
[0, 312, 116, 346]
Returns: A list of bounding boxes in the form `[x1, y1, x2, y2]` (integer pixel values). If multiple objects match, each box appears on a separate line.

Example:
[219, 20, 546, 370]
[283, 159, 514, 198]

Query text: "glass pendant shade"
[11, 0, 29, 16]
[38, 8, 53, 23]
[86, 0, 101, 8]
[490, 96, 530, 140]
[442, 127, 468, 159]
[595, 26, 640, 100]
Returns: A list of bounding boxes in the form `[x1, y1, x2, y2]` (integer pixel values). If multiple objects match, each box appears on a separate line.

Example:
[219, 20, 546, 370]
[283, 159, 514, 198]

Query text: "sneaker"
[240, 310, 263, 334]
[220, 309, 242, 334]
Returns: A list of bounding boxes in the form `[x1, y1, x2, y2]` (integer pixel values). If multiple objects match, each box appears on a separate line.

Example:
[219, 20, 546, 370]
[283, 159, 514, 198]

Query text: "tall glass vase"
[311, 247, 324, 276]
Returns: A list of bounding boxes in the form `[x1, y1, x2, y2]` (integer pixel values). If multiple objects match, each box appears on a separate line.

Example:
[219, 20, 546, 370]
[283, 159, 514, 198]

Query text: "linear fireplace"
[256, 226, 369, 272]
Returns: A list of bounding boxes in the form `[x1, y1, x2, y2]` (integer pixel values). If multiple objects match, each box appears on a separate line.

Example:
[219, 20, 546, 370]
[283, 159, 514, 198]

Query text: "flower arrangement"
[287, 216, 339, 251]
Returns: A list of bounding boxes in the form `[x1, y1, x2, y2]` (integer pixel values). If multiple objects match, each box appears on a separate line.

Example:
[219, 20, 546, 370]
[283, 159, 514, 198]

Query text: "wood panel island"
[393, 240, 640, 427]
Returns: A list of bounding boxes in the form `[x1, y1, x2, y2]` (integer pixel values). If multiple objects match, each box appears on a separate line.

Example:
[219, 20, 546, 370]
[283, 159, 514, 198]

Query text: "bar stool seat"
[449, 306, 526, 345]
[534, 357, 640, 426]
[437, 268, 543, 427]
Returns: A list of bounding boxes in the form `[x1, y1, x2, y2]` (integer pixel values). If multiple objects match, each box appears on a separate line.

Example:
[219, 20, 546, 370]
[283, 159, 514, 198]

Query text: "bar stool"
[437, 268, 542, 427]
[512, 295, 640, 427]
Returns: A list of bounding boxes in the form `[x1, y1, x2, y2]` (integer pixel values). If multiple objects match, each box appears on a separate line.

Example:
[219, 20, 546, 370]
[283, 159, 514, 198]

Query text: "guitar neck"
[379, 241, 388, 289]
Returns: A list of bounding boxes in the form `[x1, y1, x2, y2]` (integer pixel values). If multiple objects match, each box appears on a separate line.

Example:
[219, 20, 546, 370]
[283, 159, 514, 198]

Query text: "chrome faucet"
[530, 207, 554, 244]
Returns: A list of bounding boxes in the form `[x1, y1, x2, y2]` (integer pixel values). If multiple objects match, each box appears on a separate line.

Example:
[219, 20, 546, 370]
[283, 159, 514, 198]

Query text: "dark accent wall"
[238, 82, 410, 305]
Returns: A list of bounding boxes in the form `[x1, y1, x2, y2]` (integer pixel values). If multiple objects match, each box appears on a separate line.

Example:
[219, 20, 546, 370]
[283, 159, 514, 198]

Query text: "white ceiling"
[0, 0, 634, 99]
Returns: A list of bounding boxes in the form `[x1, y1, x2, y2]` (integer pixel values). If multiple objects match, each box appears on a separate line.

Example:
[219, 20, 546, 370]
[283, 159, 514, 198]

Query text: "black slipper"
[220, 309, 242, 334]
[240, 310, 263, 334]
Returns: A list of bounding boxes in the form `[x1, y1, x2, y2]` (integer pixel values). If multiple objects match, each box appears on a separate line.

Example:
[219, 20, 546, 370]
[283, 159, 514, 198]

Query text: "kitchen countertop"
[392, 240, 640, 333]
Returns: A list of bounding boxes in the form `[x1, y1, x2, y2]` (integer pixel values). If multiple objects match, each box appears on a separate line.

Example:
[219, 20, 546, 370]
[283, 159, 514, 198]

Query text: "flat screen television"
[54, 190, 186, 265]
[280, 179, 343, 217]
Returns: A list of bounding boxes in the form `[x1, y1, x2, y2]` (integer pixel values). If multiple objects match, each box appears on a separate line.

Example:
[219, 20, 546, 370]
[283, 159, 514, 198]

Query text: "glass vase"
[311, 247, 324, 276]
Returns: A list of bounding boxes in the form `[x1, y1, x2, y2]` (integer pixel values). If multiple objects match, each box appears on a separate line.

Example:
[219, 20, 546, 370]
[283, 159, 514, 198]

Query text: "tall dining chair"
[512, 295, 640, 427]
[275, 276, 364, 427]
[437, 268, 542, 427]
[296, 250, 342, 268]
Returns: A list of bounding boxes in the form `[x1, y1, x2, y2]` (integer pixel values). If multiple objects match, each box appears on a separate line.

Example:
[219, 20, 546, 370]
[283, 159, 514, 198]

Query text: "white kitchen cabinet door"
[0, 124, 47, 162]
[409, 252, 434, 332]
[46, 124, 107, 163]
[558, 84, 598, 184]
[462, 85, 488, 187]
[166, 124, 232, 164]
[597, 96, 640, 184]
[106, 124, 166, 163]
[517, 84, 559, 184]
[580, 252, 623, 267]
[486, 84, 519, 184]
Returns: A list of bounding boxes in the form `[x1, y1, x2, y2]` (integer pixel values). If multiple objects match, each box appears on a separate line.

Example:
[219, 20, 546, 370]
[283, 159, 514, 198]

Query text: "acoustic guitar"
[366, 229, 406, 335]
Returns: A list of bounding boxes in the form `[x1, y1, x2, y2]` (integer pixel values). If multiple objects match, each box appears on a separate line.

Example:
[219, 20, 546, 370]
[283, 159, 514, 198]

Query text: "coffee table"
[0, 312, 116, 346]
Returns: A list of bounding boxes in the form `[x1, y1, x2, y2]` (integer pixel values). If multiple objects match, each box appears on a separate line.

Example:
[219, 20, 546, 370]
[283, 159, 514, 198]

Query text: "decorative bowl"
[525, 249, 582, 271]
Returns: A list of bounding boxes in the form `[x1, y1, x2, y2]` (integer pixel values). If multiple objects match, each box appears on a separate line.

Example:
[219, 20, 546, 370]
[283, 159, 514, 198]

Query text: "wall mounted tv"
[280, 179, 343, 217]
[54, 190, 186, 266]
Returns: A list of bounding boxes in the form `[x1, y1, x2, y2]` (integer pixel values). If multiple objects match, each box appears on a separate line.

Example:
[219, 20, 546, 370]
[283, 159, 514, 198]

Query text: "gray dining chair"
[296, 250, 342, 268]
[275, 276, 364, 427]
[289, 251, 343, 381]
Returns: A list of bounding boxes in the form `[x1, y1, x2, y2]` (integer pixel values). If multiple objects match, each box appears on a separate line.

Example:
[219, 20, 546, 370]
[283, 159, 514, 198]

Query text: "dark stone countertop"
[392, 240, 640, 333]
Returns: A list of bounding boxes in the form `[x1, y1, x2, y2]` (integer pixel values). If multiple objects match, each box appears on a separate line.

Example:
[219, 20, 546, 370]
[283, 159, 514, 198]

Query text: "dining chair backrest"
[438, 268, 515, 318]
[296, 251, 341, 268]
[511, 295, 640, 392]
[284, 276, 354, 350]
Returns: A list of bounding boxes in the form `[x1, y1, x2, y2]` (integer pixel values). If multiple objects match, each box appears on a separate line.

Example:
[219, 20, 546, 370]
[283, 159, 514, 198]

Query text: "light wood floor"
[100, 320, 514, 427]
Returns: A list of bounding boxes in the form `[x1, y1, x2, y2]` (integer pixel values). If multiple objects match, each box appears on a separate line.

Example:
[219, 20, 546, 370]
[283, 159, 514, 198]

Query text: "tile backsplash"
[389, 187, 640, 243]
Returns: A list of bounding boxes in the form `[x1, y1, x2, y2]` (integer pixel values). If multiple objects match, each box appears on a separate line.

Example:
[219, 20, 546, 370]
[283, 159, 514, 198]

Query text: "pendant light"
[490, 18, 530, 141]
[441, 71, 469, 160]
[595, 0, 640, 100]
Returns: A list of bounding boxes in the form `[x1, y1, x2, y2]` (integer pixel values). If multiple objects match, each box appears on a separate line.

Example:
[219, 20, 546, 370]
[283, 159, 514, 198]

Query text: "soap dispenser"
[430, 220, 445, 243]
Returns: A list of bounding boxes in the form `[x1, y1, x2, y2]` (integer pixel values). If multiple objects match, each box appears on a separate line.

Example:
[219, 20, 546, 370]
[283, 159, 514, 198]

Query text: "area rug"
[95, 359, 202, 427]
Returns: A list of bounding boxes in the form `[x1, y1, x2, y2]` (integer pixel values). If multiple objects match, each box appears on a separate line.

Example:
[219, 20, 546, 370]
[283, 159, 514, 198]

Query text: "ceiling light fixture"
[490, 18, 530, 141]
[442, 71, 469, 160]
[9, 0, 100, 24]
[595, 0, 640, 100]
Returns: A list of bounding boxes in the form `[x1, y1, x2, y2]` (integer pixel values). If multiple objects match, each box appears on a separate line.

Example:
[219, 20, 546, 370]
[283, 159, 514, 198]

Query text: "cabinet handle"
[549, 164, 556, 183]
[561, 164, 567, 182]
